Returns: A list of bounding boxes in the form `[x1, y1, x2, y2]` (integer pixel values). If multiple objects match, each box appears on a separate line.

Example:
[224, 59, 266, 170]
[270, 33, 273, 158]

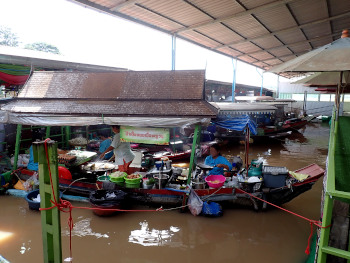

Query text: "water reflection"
[129, 220, 181, 247]
[0, 231, 13, 243]
[62, 217, 109, 239]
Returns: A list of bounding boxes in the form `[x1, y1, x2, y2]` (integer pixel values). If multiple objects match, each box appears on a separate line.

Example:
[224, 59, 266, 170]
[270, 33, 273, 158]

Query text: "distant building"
[205, 79, 274, 102]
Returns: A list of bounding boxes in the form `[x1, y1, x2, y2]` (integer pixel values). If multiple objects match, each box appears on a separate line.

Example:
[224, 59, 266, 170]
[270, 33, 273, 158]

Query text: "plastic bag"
[188, 189, 203, 216]
[22, 173, 39, 191]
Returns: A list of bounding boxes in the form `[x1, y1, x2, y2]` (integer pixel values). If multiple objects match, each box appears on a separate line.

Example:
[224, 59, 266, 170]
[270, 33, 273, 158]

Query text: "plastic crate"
[262, 166, 288, 188]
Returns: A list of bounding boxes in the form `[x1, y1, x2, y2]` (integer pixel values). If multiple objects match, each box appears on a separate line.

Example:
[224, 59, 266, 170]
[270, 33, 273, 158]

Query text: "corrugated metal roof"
[7, 70, 217, 118]
[70, 0, 350, 75]
[19, 70, 206, 100]
[3, 100, 216, 117]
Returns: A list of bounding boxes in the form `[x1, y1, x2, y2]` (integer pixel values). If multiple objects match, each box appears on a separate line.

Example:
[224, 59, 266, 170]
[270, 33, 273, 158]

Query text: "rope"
[238, 188, 330, 255]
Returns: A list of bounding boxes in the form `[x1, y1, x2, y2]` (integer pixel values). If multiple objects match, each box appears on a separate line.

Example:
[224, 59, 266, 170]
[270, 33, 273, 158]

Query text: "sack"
[201, 201, 223, 217]
[188, 189, 203, 216]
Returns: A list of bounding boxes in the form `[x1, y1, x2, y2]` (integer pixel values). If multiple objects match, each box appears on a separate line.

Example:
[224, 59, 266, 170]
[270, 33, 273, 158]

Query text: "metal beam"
[214, 11, 350, 50]
[110, 0, 139, 11]
[174, 0, 296, 33]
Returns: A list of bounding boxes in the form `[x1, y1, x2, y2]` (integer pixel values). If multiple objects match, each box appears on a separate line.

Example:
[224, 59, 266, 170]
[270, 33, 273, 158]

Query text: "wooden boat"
[152, 149, 192, 161]
[55, 163, 324, 211]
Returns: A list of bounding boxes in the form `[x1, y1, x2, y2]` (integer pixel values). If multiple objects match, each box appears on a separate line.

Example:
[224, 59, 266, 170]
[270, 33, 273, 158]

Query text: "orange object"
[58, 166, 72, 180]
[341, 29, 349, 38]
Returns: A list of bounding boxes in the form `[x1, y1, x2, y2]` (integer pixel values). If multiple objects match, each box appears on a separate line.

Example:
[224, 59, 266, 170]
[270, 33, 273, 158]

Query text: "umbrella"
[292, 72, 350, 86]
[268, 30, 350, 73]
[268, 29, 350, 116]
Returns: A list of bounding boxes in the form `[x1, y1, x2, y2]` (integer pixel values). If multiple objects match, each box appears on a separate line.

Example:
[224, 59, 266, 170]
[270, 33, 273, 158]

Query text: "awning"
[212, 115, 257, 135]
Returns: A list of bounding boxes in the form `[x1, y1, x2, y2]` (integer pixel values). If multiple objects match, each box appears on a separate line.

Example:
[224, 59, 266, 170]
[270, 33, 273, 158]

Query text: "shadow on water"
[0, 123, 329, 263]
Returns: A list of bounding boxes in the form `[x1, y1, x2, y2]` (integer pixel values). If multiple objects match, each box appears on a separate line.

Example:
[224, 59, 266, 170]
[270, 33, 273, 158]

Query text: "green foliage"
[0, 26, 19, 47]
[24, 42, 60, 55]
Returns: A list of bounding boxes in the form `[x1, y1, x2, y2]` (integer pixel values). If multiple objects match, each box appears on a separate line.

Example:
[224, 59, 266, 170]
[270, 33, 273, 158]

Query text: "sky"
[0, 0, 283, 90]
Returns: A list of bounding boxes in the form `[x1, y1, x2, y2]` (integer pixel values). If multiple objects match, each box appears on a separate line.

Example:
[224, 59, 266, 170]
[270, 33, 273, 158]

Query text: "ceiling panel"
[224, 15, 270, 39]
[72, 0, 350, 73]
[196, 23, 244, 45]
[276, 28, 306, 45]
[269, 46, 293, 57]
[230, 42, 262, 54]
[179, 30, 222, 48]
[239, 0, 276, 10]
[250, 51, 275, 61]
[189, 0, 246, 18]
[302, 22, 332, 40]
[288, 0, 328, 24]
[252, 35, 283, 50]
[254, 4, 297, 32]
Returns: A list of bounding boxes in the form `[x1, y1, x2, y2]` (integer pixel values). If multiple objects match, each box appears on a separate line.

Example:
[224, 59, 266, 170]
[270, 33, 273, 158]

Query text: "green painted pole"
[46, 126, 51, 139]
[317, 194, 334, 263]
[65, 126, 71, 149]
[187, 124, 201, 185]
[13, 124, 22, 170]
[33, 140, 62, 263]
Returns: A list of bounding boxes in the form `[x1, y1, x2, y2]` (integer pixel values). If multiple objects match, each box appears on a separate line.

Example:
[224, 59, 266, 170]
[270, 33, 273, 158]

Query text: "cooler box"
[262, 166, 289, 188]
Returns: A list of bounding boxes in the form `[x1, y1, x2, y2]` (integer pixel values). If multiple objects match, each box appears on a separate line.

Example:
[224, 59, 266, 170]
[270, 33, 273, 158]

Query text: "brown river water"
[0, 122, 329, 263]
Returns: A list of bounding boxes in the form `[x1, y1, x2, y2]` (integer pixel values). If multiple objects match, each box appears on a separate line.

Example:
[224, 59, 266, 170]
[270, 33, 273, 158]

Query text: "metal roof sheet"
[5, 70, 217, 118]
[3, 100, 216, 117]
[18, 70, 206, 100]
[70, 0, 350, 75]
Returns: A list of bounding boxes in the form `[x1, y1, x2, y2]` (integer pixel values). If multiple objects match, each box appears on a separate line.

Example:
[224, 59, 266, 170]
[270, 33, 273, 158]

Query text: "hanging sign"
[120, 126, 170, 145]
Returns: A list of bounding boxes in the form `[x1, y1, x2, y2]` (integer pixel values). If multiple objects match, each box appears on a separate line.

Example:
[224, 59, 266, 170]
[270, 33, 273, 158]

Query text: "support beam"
[171, 34, 176, 70]
[33, 140, 62, 263]
[110, 0, 139, 11]
[232, 58, 237, 102]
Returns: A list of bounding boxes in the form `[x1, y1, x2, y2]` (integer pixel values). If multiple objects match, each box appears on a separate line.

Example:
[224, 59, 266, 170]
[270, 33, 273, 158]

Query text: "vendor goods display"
[58, 154, 77, 165]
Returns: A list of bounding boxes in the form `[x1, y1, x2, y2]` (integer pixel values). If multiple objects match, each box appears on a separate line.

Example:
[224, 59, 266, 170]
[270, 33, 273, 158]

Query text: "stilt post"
[33, 140, 62, 263]
[188, 124, 201, 185]
[13, 124, 22, 170]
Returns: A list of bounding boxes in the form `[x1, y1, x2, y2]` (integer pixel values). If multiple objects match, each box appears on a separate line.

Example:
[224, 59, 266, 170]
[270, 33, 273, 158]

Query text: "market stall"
[1, 70, 217, 193]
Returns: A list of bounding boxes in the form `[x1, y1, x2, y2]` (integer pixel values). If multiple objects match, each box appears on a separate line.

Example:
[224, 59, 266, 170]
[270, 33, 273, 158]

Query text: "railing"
[317, 109, 350, 262]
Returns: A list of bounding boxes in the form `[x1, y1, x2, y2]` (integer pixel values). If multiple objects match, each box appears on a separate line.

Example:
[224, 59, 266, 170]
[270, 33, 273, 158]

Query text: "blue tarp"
[212, 114, 257, 135]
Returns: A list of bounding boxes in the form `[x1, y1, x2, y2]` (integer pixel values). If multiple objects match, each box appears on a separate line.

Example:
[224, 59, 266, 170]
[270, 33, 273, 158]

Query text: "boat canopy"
[211, 102, 277, 115]
[1, 70, 218, 127]
[212, 114, 257, 135]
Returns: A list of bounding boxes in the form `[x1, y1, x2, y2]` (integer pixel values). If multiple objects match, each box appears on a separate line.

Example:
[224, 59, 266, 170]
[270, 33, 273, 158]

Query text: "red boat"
[55, 163, 324, 211]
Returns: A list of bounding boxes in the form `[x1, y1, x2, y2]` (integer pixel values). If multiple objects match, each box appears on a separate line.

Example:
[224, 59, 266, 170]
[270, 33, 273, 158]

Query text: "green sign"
[120, 126, 170, 145]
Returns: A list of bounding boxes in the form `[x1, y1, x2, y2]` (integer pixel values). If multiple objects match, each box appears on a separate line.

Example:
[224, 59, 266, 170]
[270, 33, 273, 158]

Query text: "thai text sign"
[120, 126, 170, 145]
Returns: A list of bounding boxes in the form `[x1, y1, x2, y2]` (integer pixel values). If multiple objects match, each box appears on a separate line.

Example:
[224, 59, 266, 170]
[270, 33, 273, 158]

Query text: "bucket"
[97, 175, 115, 190]
[25, 189, 63, 211]
[154, 174, 169, 189]
[155, 161, 163, 170]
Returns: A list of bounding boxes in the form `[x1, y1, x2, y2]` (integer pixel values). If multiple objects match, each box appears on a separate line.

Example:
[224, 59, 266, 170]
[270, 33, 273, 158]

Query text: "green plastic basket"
[125, 182, 141, 188]
[109, 176, 125, 183]
[124, 175, 142, 184]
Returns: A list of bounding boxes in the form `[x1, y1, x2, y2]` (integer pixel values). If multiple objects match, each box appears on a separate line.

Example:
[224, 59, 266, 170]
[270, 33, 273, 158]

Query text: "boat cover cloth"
[2, 112, 211, 128]
[212, 115, 258, 135]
